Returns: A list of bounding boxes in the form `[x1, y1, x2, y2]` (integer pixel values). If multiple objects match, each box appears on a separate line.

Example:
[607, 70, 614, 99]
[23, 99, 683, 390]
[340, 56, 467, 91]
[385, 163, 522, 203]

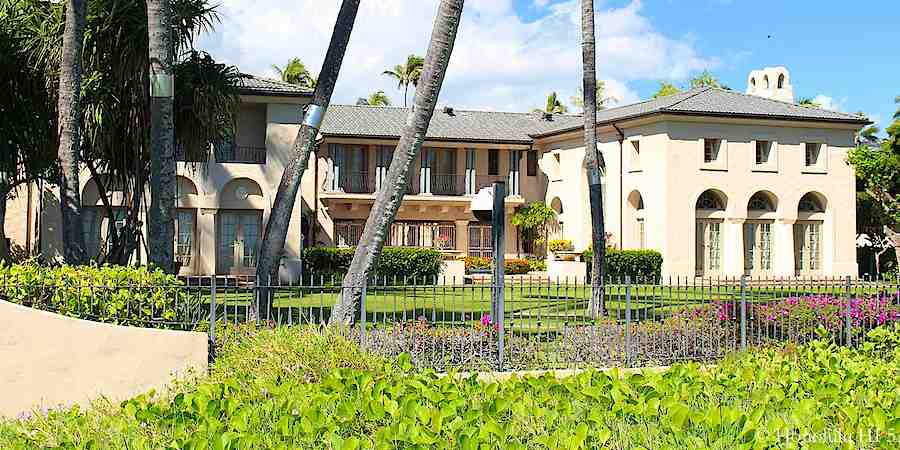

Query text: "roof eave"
[320, 133, 534, 146]
[237, 88, 313, 98]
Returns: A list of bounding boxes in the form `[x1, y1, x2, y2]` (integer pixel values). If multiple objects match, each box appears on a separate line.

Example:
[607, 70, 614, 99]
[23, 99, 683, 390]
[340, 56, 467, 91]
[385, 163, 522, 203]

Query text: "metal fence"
[2, 275, 898, 371]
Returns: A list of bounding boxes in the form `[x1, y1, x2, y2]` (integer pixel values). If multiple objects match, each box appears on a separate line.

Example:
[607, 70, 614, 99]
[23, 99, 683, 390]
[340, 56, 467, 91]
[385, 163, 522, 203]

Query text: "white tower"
[746, 66, 794, 103]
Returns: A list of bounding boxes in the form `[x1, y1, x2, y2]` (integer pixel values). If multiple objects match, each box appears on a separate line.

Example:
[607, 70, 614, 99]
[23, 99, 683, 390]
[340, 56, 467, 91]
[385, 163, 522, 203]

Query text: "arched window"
[696, 190, 726, 210]
[777, 74, 785, 89]
[798, 193, 825, 213]
[750, 77, 757, 88]
[764, 75, 770, 89]
[748, 192, 776, 211]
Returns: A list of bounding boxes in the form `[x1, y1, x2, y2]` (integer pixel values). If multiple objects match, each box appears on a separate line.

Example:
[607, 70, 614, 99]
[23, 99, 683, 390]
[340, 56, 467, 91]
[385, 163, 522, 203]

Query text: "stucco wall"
[0, 300, 207, 418]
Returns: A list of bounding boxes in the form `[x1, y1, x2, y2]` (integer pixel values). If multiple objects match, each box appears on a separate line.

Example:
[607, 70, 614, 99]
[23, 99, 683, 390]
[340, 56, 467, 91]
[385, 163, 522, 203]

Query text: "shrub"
[0, 262, 194, 327]
[504, 258, 531, 275]
[302, 247, 443, 283]
[548, 239, 573, 252]
[583, 248, 663, 281]
[751, 294, 900, 342]
[526, 256, 547, 272]
[463, 256, 492, 273]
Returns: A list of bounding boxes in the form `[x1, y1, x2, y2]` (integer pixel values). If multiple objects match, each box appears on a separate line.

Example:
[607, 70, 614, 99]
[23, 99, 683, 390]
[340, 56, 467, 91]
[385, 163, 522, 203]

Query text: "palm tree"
[254, 0, 361, 318]
[272, 57, 316, 90]
[334, 0, 465, 325]
[147, 0, 176, 273]
[57, 0, 89, 265]
[356, 90, 391, 106]
[651, 82, 681, 99]
[382, 54, 424, 107]
[798, 97, 821, 108]
[581, 0, 605, 318]
[690, 70, 721, 88]
[533, 92, 568, 114]
[572, 80, 617, 111]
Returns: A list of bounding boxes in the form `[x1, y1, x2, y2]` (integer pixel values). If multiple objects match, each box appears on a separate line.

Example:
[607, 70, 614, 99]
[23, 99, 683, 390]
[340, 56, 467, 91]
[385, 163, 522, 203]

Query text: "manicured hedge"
[303, 247, 443, 283]
[583, 248, 663, 282]
[0, 262, 194, 327]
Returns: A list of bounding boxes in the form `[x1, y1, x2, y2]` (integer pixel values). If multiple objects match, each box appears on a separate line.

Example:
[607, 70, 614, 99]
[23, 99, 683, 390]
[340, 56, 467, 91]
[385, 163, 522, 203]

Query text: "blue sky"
[201, 0, 897, 130]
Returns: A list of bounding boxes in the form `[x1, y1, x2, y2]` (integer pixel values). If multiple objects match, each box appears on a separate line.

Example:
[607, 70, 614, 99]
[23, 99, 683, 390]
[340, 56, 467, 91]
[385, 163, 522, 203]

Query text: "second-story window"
[755, 140, 773, 165]
[630, 140, 641, 170]
[488, 149, 499, 175]
[527, 150, 537, 176]
[805, 143, 823, 168]
[703, 138, 722, 163]
[217, 105, 267, 164]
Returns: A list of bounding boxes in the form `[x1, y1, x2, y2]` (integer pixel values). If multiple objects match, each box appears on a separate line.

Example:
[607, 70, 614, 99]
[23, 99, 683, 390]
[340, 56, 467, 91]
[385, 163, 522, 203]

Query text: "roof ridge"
[659, 86, 713, 111]
[332, 103, 584, 117]
[698, 86, 860, 119]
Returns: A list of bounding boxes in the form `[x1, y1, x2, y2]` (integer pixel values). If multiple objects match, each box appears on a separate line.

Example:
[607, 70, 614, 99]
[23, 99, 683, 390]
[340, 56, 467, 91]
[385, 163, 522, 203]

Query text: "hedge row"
[0, 262, 194, 327]
[302, 247, 443, 283]
[582, 248, 663, 282]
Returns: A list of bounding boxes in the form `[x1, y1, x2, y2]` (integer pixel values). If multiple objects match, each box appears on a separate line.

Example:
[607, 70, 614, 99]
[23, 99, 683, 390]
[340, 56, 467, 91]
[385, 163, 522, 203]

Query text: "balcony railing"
[338, 172, 373, 194]
[216, 145, 267, 164]
[429, 173, 466, 196]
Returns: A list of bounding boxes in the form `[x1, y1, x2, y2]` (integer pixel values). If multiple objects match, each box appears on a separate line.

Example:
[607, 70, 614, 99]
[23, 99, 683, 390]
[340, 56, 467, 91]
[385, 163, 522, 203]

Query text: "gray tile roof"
[237, 74, 312, 97]
[532, 87, 869, 137]
[320, 105, 584, 144]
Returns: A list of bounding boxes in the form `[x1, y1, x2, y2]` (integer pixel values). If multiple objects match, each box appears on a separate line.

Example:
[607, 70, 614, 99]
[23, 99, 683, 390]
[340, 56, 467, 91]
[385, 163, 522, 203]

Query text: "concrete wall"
[0, 301, 207, 418]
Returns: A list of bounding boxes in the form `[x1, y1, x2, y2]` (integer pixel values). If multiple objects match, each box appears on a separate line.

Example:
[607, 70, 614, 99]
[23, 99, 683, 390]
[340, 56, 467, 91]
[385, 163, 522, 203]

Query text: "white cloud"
[812, 94, 843, 112]
[198, 0, 716, 112]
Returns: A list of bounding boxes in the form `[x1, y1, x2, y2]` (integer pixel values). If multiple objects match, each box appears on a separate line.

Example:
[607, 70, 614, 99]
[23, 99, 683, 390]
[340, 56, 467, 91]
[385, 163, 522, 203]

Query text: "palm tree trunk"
[57, 0, 89, 266]
[253, 0, 361, 318]
[332, 0, 465, 325]
[147, 0, 176, 273]
[0, 187, 9, 262]
[582, 0, 606, 317]
[403, 84, 409, 107]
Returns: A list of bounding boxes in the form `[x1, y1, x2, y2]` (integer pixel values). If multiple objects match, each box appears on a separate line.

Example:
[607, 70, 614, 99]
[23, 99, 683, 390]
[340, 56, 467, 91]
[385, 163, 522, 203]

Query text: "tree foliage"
[272, 57, 316, 89]
[533, 92, 568, 114]
[651, 82, 681, 99]
[382, 54, 423, 107]
[571, 80, 616, 111]
[12, 0, 242, 264]
[511, 201, 557, 251]
[356, 90, 391, 106]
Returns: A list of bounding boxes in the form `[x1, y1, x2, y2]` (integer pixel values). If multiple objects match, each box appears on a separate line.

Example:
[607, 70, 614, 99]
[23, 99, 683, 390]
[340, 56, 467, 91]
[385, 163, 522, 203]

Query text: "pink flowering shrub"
[752, 295, 900, 341]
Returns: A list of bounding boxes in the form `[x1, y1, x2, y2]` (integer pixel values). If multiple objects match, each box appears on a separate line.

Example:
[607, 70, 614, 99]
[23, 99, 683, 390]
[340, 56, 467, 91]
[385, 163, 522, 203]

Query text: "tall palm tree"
[651, 82, 680, 99]
[581, 0, 605, 317]
[798, 97, 821, 108]
[272, 57, 316, 90]
[57, 0, 89, 265]
[382, 54, 424, 107]
[147, 0, 176, 273]
[254, 0, 361, 318]
[356, 90, 391, 106]
[533, 92, 568, 114]
[690, 70, 721, 88]
[334, 0, 465, 325]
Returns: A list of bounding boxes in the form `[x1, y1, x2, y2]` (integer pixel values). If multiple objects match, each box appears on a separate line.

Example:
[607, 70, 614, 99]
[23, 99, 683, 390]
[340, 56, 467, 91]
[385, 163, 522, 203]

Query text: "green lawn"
[193, 280, 880, 327]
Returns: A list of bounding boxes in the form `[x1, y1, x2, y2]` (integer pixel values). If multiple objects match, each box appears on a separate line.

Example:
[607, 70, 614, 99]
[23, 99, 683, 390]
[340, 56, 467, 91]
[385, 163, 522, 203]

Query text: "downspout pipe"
[612, 123, 624, 250]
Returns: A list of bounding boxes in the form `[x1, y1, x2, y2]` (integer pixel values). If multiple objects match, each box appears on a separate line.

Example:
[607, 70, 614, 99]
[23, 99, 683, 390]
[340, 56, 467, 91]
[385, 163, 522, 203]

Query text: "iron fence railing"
[2, 275, 898, 371]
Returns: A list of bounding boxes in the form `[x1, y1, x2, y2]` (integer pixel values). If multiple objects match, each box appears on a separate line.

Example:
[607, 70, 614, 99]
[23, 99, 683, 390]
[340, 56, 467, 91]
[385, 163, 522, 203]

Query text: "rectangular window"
[755, 140, 772, 165]
[795, 222, 822, 273]
[805, 143, 822, 167]
[637, 218, 645, 249]
[468, 223, 492, 258]
[488, 149, 499, 175]
[526, 150, 538, 176]
[703, 138, 721, 163]
[388, 221, 456, 249]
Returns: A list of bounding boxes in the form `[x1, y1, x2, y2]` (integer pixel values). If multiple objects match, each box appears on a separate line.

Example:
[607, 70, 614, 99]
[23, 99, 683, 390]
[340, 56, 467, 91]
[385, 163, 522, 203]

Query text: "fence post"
[208, 275, 217, 364]
[624, 276, 632, 366]
[845, 275, 852, 346]
[740, 275, 747, 351]
[359, 280, 367, 349]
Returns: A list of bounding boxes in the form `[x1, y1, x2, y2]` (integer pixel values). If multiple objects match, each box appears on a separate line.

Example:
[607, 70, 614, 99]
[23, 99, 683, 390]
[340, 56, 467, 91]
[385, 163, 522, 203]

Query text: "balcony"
[338, 172, 373, 194]
[325, 170, 520, 199]
[428, 173, 466, 196]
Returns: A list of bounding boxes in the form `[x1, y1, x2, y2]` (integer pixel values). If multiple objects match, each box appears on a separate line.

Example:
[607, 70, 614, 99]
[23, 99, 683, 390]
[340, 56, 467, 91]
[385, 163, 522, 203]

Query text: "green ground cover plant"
[3, 325, 898, 449]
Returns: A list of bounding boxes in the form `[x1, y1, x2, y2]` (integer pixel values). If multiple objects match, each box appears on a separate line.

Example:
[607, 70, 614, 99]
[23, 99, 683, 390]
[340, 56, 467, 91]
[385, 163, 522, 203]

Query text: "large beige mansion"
[5, 67, 868, 279]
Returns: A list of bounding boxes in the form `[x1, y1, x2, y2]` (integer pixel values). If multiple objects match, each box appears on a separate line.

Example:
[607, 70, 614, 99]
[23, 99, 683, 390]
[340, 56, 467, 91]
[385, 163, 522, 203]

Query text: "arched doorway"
[174, 176, 200, 274]
[548, 197, 564, 241]
[795, 192, 827, 275]
[695, 189, 728, 276]
[744, 191, 778, 276]
[627, 191, 645, 249]
[217, 178, 265, 275]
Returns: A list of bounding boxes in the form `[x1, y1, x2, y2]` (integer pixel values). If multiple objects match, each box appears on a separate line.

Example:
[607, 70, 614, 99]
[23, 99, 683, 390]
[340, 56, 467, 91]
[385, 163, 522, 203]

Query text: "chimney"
[542, 112, 553, 121]
[442, 106, 455, 116]
[746, 66, 794, 103]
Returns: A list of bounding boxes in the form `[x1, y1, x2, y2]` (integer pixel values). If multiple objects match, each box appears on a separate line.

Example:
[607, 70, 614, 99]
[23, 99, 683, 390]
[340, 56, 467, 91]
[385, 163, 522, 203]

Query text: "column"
[724, 218, 745, 277]
[773, 218, 796, 277]
[455, 220, 469, 255]
[197, 208, 217, 275]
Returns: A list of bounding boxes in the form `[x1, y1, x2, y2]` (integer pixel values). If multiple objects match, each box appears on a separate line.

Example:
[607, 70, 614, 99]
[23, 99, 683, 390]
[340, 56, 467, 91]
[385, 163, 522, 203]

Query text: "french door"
[794, 221, 822, 275]
[174, 209, 197, 274]
[217, 210, 262, 275]
[744, 221, 773, 276]
[696, 220, 723, 276]
[468, 223, 492, 258]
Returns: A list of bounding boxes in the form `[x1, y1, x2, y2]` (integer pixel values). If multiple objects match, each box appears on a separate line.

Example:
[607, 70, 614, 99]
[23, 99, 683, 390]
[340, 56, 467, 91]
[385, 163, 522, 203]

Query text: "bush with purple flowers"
[751, 294, 900, 342]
